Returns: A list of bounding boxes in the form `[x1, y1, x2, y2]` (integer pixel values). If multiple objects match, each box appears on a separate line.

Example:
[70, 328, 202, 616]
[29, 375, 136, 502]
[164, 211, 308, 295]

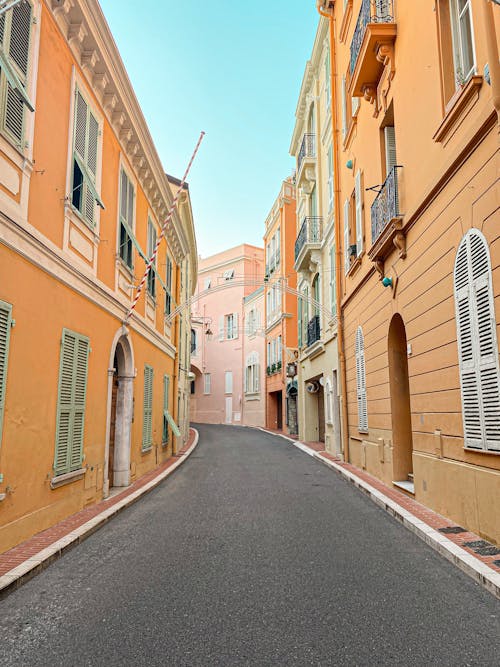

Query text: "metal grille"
[295, 217, 323, 261]
[350, 0, 394, 74]
[297, 133, 315, 173]
[370, 165, 401, 244]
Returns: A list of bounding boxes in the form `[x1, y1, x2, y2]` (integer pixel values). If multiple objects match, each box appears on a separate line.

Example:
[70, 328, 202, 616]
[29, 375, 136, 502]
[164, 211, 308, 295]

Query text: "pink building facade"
[242, 287, 266, 427]
[190, 245, 264, 425]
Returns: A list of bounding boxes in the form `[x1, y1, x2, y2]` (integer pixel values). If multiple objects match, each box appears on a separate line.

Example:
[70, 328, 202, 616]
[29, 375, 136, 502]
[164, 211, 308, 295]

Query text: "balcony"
[349, 0, 397, 98]
[307, 315, 321, 348]
[368, 165, 405, 270]
[296, 133, 316, 188]
[294, 217, 323, 272]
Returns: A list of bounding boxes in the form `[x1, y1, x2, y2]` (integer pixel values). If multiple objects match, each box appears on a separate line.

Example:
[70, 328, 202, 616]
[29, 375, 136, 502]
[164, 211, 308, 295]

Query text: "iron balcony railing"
[371, 165, 402, 244]
[350, 0, 395, 75]
[307, 315, 321, 348]
[295, 217, 323, 261]
[297, 133, 316, 173]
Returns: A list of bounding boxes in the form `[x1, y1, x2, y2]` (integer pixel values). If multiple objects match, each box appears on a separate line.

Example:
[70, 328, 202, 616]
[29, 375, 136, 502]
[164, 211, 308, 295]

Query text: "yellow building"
[290, 17, 343, 455]
[319, 0, 500, 543]
[0, 0, 197, 552]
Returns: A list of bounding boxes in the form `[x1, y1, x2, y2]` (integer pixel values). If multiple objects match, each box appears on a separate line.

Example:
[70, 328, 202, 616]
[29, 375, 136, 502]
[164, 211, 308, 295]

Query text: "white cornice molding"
[47, 0, 192, 267]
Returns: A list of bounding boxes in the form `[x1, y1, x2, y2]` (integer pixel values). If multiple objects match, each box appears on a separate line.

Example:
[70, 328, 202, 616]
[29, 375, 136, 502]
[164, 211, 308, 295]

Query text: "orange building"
[319, 0, 500, 543]
[0, 0, 197, 552]
[263, 179, 298, 435]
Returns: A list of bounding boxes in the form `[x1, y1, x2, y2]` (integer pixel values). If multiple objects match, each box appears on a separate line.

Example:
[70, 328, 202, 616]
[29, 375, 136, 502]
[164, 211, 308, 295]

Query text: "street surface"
[0, 424, 499, 666]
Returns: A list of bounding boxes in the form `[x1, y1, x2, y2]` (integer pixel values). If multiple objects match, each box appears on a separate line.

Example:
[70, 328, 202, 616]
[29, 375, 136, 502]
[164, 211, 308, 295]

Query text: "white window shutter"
[255, 365, 260, 392]
[344, 200, 350, 273]
[355, 170, 363, 256]
[384, 126, 397, 176]
[355, 326, 368, 431]
[218, 315, 224, 341]
[352, 96, 360, 116]
[233, 312, 239, 339]
[341, 75, 347, 139]
[455, 230, 500, 451]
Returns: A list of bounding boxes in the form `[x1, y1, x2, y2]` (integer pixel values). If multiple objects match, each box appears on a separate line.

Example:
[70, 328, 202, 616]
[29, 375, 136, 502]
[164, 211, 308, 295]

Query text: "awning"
[164, 410, 181, 437]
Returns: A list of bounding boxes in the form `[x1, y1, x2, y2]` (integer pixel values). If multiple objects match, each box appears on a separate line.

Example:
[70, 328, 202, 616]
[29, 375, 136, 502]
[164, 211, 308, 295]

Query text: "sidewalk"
[0, 428, 199, 596]
[260, 427, 500, 600]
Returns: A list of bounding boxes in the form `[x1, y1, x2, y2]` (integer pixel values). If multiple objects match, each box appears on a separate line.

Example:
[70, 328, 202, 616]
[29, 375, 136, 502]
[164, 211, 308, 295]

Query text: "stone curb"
[0, 429, 200, 596]
[258, 427, 500, 600]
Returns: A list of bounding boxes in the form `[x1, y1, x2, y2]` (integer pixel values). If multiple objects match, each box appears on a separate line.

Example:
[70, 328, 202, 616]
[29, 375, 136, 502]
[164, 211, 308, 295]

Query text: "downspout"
[483, 0, 500, 130]
[317, 0, 350, 463]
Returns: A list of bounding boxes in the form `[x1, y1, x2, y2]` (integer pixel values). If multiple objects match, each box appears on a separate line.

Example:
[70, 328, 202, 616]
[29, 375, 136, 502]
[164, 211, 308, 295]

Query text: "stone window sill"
[141, 446, 153, 455]
[433, 75, 482, 144]
[50, 468, 86, 489]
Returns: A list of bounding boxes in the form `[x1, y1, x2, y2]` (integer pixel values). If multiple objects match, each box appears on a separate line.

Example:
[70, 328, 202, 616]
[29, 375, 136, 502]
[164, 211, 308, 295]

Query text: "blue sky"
[99, 0, 319, 258]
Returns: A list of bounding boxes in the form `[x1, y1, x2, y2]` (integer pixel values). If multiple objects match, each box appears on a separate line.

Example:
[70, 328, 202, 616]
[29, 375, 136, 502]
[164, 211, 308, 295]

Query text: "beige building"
[290, 17, 342, 455]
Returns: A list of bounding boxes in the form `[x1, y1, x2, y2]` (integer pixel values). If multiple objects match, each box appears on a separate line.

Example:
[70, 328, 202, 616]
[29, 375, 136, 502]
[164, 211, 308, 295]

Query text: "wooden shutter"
[341, 75, 347, 139]
[355, 170, 363, 256]
[384, 126, 397, 176]
[455, 230, 500, 451]
[163, 374, 170, 443]
[233, 312, 239, 339]
[344, 200, 350, 273]
[54, 330, 89, 475]
[355, 326, 368, 431]
[142, 365, 153, 450]
[0, 301, 12, 447]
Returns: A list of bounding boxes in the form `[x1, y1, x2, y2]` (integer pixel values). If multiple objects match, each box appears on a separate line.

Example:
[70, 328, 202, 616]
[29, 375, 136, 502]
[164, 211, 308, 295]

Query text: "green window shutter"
[119, 169, 135, 268]
[163, 374, 170, 443]
[54, 329, 89, 476]
[9, 1, 32, 78]
[0, 300, 13, 448]
[142, 365, 153, 450]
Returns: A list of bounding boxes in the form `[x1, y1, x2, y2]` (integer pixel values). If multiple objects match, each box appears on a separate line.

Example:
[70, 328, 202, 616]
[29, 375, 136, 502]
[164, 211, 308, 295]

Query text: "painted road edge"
[258, 427, 500, 601]
[0, 429, 200, 595]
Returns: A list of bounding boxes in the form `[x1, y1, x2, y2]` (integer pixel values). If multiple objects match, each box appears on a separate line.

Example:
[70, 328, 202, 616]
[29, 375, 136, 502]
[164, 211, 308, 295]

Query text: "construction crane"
[0, 0, 24, 17]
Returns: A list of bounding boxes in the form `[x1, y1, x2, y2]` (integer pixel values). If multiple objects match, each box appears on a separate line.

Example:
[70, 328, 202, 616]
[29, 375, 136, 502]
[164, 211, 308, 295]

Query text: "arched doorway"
[106, 329, 134, 491]
[388, 314, 413, 487]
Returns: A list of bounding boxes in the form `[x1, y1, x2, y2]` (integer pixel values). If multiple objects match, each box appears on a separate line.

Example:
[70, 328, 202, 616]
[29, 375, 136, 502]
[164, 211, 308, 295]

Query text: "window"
[204, 277, 211, 290]
[203, 373, 211, 395]
[325, 47, 331, 109]
[165, 256, 173, 316]
[142, 365, 153, 451]
[146, 219, 157, 298]
[0, 300, 13, 448]
[223, 269, 234, 281]
[0, 1, 34, 146]
[344, 199, 351, 273]
[224, 313, 238, 340]
[327, 144, 334, 212]
[298, 295, 303, 348]
[449, 0, 475, 85]
[325, 379, 333, 424]
[354, 170, 363, 257]
[191, 328, 197, 355]
[71, 88, 103, 227]
[245, 352, 260, 394]
[454, 230, 500, 452]
[277, 335, 282, 365]
[329, 244, 336, 315]
[53, 329, 89, 476]
[119, 169, 135, 269]
[162, 374, 170, 445]
[355, 326, 368, 432]
[225, 371, 233, 394]
[312, 274, 320, 317]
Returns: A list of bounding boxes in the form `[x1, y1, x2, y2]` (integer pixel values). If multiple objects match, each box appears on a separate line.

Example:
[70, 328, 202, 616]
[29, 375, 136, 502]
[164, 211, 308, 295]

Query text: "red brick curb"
[259, 427, 500, 600]
[0, 428, 199, 595]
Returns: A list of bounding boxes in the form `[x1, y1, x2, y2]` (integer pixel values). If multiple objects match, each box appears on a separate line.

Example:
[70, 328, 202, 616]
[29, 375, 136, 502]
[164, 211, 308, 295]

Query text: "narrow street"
[0, 425, 499, 667]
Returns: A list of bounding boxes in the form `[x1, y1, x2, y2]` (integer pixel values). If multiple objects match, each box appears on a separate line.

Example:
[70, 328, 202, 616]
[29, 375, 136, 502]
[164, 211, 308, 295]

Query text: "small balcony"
[294, 217, 323, 272]
[307, 315, 321, 348]
[349, 0, 397, 97]
[368, 165, 405, 267]
[296, 133, 316, 188]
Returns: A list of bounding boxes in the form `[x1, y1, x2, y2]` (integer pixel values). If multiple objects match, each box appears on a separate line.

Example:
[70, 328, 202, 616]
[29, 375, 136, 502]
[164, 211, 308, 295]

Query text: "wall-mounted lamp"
[346, 159, 353, 169]
[382, 276, 393, 288]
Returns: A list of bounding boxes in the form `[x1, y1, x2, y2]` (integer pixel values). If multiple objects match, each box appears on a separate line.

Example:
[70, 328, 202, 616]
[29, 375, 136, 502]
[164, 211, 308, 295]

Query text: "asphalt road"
[0, 424, 499, 667]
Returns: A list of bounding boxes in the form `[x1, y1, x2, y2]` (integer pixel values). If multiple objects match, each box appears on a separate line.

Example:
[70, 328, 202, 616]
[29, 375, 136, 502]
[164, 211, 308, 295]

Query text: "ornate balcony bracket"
[368, 217, 405, 278]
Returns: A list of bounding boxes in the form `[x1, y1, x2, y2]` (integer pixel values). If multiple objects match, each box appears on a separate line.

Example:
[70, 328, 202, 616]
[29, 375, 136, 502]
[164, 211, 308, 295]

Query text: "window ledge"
[141, 446, 153, 455]
[50, 468, 86, 489]
[339, 0, 353, 43]
[393, 480, 415, 495]
[343, 117, 357, 151]
[433, 75, 483, 144]
[464, 446, 500, 456]
[346, 254, 363, 277]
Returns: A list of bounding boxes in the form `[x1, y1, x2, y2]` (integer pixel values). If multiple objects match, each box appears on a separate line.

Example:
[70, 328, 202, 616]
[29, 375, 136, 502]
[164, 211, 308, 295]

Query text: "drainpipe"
[483, 0, 500, 130]
[317, 0, 350, 463]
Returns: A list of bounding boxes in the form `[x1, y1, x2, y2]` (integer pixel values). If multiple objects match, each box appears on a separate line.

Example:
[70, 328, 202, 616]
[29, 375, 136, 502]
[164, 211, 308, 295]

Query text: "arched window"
[454, 230, 500, 452]
[355, 326, 368, 432]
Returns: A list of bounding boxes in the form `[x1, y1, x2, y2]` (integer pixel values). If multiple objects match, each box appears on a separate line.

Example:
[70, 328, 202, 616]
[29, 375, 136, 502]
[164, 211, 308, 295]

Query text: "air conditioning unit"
[306, 381, 320, 394]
